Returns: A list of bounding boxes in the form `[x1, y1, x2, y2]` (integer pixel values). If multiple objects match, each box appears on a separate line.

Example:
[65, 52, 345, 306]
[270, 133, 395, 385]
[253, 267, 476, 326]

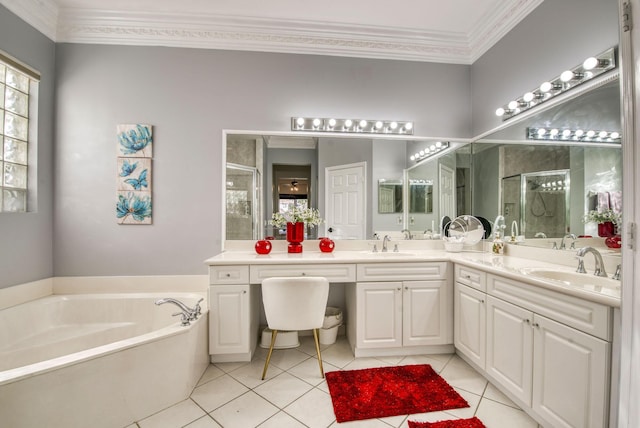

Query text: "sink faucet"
[575, 247, 608, 277]
[382, 235, 391, 252]
[155, 297, 203, 325]
[560, 233, 577, 250]
[493, 215, 506, 238]
[401, 229, 412, 240]
[510, 221, 519, 242]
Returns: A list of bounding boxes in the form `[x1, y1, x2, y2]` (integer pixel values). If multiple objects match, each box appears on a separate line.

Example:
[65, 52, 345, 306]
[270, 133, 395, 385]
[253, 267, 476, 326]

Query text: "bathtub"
[0, 292, 209, 428]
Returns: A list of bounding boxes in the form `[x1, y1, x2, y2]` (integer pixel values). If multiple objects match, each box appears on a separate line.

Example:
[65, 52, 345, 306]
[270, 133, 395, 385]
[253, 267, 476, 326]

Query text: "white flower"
[583, 209, 620, 225]
[270, 207, 324, 228]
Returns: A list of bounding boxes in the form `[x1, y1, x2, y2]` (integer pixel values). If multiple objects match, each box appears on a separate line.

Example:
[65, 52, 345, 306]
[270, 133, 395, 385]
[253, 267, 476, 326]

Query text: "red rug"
[408, 417, 486, 428]
[325, 364, 469, 423]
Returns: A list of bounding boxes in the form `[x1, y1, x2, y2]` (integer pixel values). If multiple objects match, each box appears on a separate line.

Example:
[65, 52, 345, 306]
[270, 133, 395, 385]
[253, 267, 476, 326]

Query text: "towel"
[597, 192, 610, 211]
[609, 191, 622, 214]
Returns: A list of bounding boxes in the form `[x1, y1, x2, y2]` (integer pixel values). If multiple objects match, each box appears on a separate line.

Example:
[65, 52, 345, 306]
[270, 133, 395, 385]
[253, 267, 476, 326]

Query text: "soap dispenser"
[492, 230, 505, 255]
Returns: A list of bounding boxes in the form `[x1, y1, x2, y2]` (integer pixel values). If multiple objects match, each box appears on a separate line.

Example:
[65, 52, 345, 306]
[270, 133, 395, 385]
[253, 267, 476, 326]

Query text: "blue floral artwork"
[117, 158, 151, 192]
[117, 124, 153, 157]
[116, 192, 152, 224]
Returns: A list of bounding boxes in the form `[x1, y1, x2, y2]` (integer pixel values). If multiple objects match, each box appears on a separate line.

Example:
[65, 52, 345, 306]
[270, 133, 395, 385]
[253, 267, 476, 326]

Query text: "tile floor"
[129, 336, 541, 428]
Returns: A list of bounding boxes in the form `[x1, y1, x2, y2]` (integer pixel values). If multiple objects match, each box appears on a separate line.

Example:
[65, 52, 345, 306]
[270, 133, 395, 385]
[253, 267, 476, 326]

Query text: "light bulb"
[583, 57, 599, 70]
[328, 118, 336, 127]
[523, 92, 534, 103]
[410, 155, 415, 161]
[586, 130, 596, 138]
[496, 107, 506, 116]
[344, 119, 353, 127]
[404, 122, 413, 131]
[359, 120, 367, 128]
[610, 132, 620, 139]
[575, 129, 584, 137]
[599, 131, 608, 138]
[562, 129, 572, 137]
[375, 121, 383, 129]
[296, 117, 305, 126]
[435, 141, 442, 148]
[560, 70, 574, 82]
[419, 150, 425, 156]
[430, 145, 436, 151]
[389, 121, 398, 130]
[312, 118, 321, 127]
[414, 153, 420, 159]
[508, 101, 518, 110]
[550, 129, 559, 136]
[540, 81, 553, 93]
[537, 128, 547, 136]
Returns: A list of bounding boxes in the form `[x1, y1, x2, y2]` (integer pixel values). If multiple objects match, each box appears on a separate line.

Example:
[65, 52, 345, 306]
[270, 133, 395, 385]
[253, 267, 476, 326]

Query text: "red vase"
[286, 222, 305, 253]
[319, 237, 335, 253]
[255, 239, 272, 255]
[598, 222, 615, 237]
[605, 234, 622, 249]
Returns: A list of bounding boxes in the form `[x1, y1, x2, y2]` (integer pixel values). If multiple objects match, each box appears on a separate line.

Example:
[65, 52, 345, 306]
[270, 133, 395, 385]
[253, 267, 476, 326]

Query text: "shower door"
[520, 170, 570, 238]
[225, 163, 261, 240]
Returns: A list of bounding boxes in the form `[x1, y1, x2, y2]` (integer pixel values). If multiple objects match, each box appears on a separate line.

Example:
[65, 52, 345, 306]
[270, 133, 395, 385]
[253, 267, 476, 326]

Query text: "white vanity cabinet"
[482, 272, 612, 428]
[453, 265, 487, 370]
[347, 262, 452, 357]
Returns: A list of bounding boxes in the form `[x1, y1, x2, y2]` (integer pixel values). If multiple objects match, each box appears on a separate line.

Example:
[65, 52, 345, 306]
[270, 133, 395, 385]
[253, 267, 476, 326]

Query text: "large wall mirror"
[223, 75, 622, 246]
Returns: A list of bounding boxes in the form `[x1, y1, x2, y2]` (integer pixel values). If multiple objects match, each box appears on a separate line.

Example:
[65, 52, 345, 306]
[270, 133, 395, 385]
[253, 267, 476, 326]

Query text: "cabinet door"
[209, 285, 250, 354]
[454, 282, 486, 369]
[356, 282, 402, 348]
[532, 315, 610, 428]
[403, 280, 451, 346]
[486, 296, 533, 405]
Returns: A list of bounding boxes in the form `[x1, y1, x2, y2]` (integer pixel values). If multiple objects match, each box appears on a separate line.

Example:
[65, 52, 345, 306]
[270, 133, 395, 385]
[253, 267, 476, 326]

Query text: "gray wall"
[0, 6, 55, 289]
[54, 45, 471, 276]
[471, 0, 619, 137]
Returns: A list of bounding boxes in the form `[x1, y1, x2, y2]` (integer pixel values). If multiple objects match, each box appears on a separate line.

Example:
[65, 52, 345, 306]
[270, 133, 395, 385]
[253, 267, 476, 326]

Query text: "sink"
[520, 268, 620, 289]
[360, 251, 417, 257]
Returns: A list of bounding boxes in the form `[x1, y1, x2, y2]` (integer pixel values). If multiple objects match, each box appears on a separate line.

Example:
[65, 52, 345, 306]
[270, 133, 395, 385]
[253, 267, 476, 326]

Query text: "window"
[0, 52, 39, 212]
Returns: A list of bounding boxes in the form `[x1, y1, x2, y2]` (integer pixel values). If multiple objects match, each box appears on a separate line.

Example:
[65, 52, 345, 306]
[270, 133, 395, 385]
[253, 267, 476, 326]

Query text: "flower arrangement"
[583, 209, 620, 225]
[270, 207, 323, 228]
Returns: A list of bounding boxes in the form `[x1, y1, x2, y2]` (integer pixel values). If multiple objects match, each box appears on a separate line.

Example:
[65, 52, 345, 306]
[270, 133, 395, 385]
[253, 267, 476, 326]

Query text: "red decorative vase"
[319, 237, 335, 253]
[255, 239, 272, 255]
[605, 234, 622, 249]
[598, 222, 615, 237]
[286, 222, 305, 253]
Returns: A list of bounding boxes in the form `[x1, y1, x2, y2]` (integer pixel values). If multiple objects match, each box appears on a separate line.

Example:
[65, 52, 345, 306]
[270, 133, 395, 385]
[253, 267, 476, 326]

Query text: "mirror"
[408, 180, 433, 214]
[378, 180, 403, 213]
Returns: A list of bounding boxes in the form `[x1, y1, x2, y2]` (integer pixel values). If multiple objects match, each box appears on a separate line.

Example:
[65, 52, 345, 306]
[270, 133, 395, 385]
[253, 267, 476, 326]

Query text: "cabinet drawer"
[250, 264, 356, 283]
[455, 264, 487, 291]
[357, 262, 448, 281]
[487, 274, 612, 341]
[210, 265, 249, 285]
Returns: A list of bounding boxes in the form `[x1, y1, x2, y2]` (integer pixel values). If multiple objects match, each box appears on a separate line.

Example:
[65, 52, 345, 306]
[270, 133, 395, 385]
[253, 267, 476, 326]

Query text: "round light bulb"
[414, 153, 420, 159]
[523, 92, 534, 103]
[599, 131, 608, 138]
[550, 129, 559, 136]
[419, 150, 425, 156]
[312, 118, 321, 127]
[344, 119, 353, 127]
[296, 117, 305, 126]
[389, 121, 398, 130]
[508, 101, 518, 110]
[410, 155, 415, 161]
[328, 118, 336, 127]
[583, 57, 599, 70]
[496, 107, 506, 116]
[560, 70, 574, 82]
[540, 81, 553, 93]
[375, 121, 383, 129]
[537, 128, 547, 136]
[610, 132, 620, 139]
[586, 130, 596, 138]
[575, 129, 584, 137]
[359, 120, 367, 128]
[562, 129, 572, 137]
[430, 145, 436, 151]
[404, 122, 413, 131]
[435, 141, 442, 148]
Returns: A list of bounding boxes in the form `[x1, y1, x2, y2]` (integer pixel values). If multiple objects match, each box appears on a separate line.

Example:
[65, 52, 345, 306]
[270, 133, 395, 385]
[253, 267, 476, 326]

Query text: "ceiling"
[1, 0, 543, 63]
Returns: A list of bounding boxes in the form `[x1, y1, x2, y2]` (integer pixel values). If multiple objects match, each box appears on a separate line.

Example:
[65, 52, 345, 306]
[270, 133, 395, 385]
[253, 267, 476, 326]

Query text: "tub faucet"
[155, 298, 203, 326]
[560, 234, 577, 250]
[382, 235, 391, 252]
[575, 247, 608, 277]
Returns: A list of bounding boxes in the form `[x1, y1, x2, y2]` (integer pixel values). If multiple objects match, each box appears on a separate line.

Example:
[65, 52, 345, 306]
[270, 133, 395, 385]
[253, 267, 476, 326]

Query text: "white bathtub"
[0, 292, 209, 428]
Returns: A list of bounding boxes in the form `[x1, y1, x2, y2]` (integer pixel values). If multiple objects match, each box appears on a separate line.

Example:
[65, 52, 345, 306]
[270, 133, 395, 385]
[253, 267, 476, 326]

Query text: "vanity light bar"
[496, 47, 616, 121]
[291, 117, 414, 135]
[409, 141, 449, 163]
[527, 127, 621, 143]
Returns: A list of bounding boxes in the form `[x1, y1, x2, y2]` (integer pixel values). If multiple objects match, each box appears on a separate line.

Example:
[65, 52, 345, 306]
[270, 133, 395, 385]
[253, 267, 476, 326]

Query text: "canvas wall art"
[116, 124, 153, 225]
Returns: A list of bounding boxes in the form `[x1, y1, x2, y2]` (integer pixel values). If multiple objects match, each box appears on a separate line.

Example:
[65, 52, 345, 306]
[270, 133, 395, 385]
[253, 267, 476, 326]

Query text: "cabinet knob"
[397, 287, 401, 291]
[532, 322, 540, 328]
[243, 290, 247, 294]
[225, 273, 231, 277]
[523, 319, 530, 324]
[481, 299, 485, 303]
[405, 286, 408, 290]
[301, 272, 306, 276]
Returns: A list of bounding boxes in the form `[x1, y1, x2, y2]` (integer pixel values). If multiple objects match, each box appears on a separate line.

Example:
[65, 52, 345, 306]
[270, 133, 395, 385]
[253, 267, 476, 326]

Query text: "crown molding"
[0, 0, 58, 41]
[2, 0, 540, 64]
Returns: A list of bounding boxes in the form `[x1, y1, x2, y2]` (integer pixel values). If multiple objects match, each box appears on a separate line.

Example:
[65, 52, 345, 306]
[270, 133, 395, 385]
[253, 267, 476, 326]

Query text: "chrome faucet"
[575, 247, 608, 277]
[493, 215, 506, 238]
[560, 233, 577, 250]
[534, 232, 547, 238]
[510, 221, 519, 242]
[155, 297, 204, 326]
[613, 264, 621, 280]
[382, 235, 391, 252]
[401, 229, 412, 240]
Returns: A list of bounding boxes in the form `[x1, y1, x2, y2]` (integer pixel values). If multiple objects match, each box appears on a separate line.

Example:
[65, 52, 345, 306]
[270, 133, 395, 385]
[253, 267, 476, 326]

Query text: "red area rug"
[408, 417, 486, 428]
[325, 364, 469, 423]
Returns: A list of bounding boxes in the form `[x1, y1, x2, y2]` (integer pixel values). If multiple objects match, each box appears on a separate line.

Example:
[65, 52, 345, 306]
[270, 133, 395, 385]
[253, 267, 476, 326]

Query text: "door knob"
[328, 227, 334, 232]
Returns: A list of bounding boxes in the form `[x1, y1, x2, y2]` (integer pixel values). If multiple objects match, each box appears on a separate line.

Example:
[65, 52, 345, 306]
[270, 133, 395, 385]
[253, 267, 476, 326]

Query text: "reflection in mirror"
[408, 180, 433, 214]
[378, 179, 403, 213]
[521, 169, 570, 238]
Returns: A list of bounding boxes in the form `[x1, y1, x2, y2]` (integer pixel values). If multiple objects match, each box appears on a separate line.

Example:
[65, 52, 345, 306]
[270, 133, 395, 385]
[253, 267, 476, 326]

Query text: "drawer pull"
[225, 273, 231, 277]
[532, 322, 540, 328]
[463, 274, 472, 279]
[523, 319, 530, 324]
[301, 272, 306, 276]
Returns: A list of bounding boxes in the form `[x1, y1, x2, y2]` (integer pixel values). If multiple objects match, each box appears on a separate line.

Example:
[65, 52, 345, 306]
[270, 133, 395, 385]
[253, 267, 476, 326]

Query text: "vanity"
[206, 240, 620, 428]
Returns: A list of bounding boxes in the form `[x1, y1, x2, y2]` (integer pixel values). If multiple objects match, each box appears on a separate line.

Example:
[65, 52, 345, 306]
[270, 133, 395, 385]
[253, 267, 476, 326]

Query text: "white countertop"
[205, 245, 621, 307]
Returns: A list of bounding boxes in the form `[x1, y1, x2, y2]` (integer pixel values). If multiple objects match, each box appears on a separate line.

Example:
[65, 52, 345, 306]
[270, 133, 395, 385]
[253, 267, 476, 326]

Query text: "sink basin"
[520, 268, 620, 289]
[360, 251, 417, 257]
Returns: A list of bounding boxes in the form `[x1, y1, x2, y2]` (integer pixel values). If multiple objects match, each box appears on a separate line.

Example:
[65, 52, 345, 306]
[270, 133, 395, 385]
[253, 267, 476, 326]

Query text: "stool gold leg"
[262, 329, 278, 380]
[313, 328, 324, 378]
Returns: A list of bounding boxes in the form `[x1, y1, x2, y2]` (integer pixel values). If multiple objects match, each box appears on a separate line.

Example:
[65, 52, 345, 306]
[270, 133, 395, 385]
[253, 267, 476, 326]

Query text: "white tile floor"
[130, 336, 541, 428]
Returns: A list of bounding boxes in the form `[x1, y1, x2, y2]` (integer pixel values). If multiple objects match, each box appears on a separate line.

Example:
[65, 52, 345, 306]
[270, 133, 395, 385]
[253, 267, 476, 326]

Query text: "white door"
[454, 282, 486, 369]
[209, 285, 249, 355]
[439, 163, 455, 219]
[325, 162, 366, 239]
[403, 280, 451, 346]
[486, 296, 534, 405]
[356, 282, 402, 348]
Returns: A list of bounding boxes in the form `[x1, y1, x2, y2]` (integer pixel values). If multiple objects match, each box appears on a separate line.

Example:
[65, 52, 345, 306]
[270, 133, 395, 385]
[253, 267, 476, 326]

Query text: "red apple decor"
[255, 239, 272, 255]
